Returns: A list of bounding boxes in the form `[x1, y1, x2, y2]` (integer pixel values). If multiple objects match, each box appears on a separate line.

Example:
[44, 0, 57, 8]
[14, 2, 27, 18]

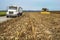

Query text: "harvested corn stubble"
[0, 12, 60, 40]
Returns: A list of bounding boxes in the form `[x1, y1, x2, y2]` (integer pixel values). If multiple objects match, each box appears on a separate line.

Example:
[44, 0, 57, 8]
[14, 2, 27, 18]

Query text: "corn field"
[0, 12, 60, 40]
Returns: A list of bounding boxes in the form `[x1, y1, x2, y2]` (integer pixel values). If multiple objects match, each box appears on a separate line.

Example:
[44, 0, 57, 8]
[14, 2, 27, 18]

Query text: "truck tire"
[20, 13, 22, 16]
[17, 13, 22, 17]
[6, 16, 9, 18]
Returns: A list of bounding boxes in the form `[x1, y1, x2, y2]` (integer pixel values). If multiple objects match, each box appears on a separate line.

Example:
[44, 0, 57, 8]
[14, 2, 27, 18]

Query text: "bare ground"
[0, 12, 60, 40]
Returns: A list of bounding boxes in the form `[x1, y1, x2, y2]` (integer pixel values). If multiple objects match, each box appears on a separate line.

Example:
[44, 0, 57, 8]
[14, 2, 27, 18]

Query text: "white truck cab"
[6, 5, 23, 17]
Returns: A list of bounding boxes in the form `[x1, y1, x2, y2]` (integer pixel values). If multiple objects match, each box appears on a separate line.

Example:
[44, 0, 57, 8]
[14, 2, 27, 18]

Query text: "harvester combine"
[41, 8, 50, 14]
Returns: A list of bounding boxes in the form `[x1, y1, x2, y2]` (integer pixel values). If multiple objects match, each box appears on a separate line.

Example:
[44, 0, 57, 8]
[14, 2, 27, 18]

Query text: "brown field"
[0, 11, 60, 40]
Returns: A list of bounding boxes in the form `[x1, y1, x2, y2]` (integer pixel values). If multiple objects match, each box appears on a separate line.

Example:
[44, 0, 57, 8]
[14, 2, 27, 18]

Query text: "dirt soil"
[0, 12, 60, 40]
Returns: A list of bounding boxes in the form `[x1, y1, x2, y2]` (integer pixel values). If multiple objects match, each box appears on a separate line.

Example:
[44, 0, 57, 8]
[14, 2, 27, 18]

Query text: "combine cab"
[41, 8, 50, 14]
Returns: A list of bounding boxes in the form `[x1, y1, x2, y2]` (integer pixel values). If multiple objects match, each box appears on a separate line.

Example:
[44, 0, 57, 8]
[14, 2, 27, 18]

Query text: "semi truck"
[6, 5, 23, 17]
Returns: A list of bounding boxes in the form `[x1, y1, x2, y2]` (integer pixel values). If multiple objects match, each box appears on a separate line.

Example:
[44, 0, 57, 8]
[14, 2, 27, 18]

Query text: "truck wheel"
[6, 16, 9, 18]
[20, 13, 22, 16]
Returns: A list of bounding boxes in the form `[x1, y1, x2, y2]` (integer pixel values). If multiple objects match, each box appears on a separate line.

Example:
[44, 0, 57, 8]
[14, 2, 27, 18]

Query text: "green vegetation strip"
[0, 12, 6, 16]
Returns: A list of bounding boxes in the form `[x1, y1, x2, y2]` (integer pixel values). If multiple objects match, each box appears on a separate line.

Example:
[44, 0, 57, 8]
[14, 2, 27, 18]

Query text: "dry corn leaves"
[0, 12, 60, 40]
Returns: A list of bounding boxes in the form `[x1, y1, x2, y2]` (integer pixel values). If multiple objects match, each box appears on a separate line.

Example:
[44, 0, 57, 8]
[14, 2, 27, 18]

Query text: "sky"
[0, 0, 60, 10]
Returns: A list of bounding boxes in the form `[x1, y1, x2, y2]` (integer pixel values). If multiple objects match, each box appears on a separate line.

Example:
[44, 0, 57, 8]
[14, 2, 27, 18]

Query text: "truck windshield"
[9, 6, 17, 10]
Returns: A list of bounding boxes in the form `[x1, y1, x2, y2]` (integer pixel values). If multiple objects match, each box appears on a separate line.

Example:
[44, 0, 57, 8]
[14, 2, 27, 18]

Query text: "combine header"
[41, 8, 50, 14]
